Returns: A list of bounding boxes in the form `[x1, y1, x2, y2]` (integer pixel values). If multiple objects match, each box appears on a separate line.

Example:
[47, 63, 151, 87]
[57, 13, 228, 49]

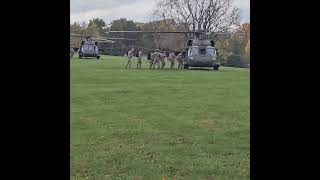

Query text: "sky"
[70, 0, 250, 24]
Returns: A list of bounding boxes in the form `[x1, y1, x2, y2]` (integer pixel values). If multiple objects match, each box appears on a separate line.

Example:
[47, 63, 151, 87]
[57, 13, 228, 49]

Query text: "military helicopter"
[105, 30, 249, 70]
[70, 33, 116, 59]
[70, 32, 139, 59]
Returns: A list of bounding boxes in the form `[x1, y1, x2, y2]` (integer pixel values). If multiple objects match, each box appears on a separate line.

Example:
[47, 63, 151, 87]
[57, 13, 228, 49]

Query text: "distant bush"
[218, 50, 249, 68]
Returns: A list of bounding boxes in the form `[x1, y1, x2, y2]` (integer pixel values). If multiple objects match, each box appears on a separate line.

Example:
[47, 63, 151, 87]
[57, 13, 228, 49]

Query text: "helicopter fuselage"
[78, 40, 100, 59]
[184, 38, 218, 69]
[186, 46, 217, 67]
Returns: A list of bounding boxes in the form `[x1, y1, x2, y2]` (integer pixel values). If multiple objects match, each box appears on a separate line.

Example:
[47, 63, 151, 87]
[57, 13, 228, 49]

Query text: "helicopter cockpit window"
[199, 48, 206, 55]
[188, 47, 199, 56]
[88, 46, 94, 51]
[82, 45, 89, 50]
[207, 48, 216, 56]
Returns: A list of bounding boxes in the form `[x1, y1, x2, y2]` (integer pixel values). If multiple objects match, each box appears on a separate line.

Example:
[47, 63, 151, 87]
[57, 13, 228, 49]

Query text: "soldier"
[152, 50, 162, 69]
[136, 49, 143, 69]
[160, 52, 166, 68]
[125, 49, 132, 69]
[149, 51, 155, 69]
[176, 52, 184, 69]
[70, 47, 75, 58]
[168, 52, 176, 68]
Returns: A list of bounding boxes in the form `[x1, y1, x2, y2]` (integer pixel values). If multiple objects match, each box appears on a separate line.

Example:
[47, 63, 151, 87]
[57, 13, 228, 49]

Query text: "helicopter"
[104, 30, 249, 70]
[70, 33, 116, 59]
[70, 32, 140, 59]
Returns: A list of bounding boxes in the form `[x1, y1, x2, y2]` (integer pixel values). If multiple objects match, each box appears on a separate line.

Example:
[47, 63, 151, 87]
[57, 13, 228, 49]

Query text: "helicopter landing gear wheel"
[97, 56, 100, 59]
[79, 55, 82, 59]
[184, 64, 189, 69]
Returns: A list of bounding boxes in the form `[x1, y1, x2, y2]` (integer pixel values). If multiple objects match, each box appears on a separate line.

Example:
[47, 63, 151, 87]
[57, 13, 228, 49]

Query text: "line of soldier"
[125, 48, 186, 69]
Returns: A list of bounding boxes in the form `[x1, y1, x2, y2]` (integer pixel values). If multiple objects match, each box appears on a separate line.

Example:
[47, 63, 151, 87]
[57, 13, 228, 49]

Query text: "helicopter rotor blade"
[105, 37, 137, 41]
[106, 31, 249, 35]
[107, 31, 197, 34]
[85, 36, 115, 43]
[91, 37, 136, 41]
[210, 32, 250, 35]
[93, 39, 115, 43]
[70, 33, 83, 37]
[95, 40, 115, 43]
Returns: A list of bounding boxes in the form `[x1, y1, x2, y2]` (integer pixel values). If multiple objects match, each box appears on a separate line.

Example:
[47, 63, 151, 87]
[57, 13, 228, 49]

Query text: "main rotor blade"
[70, 33, 83, 37]
[90, 37, 115, 43]
[95, 40, 115, 43]
[107, 31, 249, 35]
[105, 37, 137, 40]
[210, 32, 250, 35]
[107, 31, 196, 33]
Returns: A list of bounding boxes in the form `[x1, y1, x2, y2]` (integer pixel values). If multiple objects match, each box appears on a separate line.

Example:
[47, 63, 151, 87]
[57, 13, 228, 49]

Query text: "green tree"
[215, 33, 247, 67]
[89, 18, 107, 36]
[108, 18, 139, 52]
[236, 22, 250, 67]
[86, 22, 100, 37]
[110, 18, 137, 31]
[70, 22, 83, 47]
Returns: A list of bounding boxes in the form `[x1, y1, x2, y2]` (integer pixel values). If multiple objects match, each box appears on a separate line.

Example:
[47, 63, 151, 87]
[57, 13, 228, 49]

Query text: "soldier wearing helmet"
[136, 49, 143, 69]
[152, 49, 162, 69]
[168, 52, 176, 68]
[125, 49, 133, 69]
[160, 51, 166, 68]
[176, 52, 184, 69]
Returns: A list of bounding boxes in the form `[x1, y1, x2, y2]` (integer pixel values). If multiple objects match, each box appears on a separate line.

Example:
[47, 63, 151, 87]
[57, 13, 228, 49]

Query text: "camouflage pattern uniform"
[137, 50, 143, 69]
[126, 50, 132, 68]
[168, 52, 176, 68]
[176, 53, 184, 69]
[161, 52, 166, 68]
[149, 52, 155, 69]
[70, 47, 75, 58]
[152, 52, 162, 69]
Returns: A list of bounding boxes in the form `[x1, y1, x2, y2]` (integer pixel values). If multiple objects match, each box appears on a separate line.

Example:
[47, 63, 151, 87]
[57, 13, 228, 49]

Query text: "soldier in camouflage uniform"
[149, 51, 155, 69]
[160, 52, 166, 69]
[70, 47, 75, 58]
[152, 50, 162, 69]
[125, 49, 132, 69]
[168, 52, 176, 68]
[176, 52, 184, 69]
[136, 49, 143, 69]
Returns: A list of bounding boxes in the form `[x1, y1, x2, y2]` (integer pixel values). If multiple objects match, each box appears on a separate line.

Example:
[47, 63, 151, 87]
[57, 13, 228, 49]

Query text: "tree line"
[70, 0, 249, 67]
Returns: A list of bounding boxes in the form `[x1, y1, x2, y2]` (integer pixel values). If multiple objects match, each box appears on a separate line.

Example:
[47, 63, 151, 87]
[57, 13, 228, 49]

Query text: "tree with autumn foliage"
[237, 22, 250, 66]
[215, 22, 250, 67]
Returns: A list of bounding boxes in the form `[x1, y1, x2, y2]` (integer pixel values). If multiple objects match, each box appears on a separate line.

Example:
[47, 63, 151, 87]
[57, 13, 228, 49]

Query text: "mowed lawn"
[70, 55, 250, 180]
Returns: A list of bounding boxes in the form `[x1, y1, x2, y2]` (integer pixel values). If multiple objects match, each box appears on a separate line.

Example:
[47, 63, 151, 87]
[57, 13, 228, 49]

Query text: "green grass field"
[70, 55, 250, 180]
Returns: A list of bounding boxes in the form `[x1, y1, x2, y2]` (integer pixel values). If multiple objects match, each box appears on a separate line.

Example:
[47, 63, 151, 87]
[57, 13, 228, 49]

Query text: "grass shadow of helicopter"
[187, 67, 213, 71]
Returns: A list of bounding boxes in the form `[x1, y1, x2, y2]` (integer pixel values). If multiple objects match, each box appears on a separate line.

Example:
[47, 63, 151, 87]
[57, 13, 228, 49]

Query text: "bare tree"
[153, 0, 240, 34]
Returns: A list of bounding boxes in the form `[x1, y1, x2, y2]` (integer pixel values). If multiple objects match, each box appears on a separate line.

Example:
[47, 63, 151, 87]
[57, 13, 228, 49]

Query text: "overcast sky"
[70, 0, 250, 24]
